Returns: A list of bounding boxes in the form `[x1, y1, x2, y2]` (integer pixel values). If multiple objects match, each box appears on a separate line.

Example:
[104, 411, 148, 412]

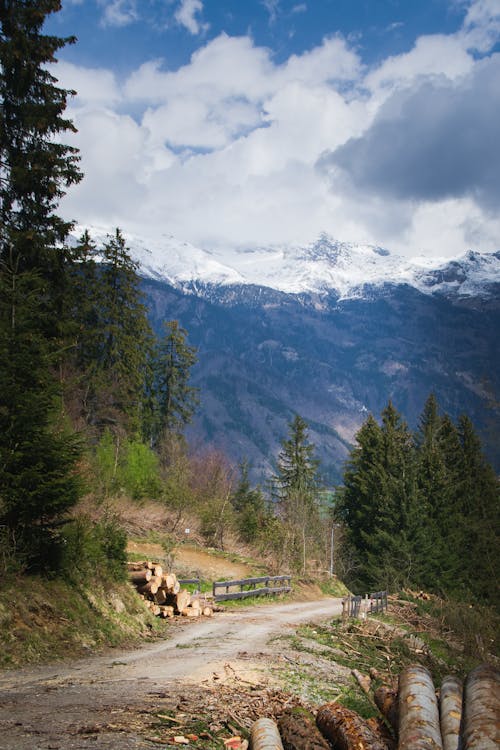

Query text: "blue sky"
[46, 0, 500, 258]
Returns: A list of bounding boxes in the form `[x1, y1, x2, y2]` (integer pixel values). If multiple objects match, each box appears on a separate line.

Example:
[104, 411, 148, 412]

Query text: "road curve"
[0, 597, 343, 750]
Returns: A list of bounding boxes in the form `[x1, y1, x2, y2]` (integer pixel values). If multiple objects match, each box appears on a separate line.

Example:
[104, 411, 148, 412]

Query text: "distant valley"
[142, 273, 500, 484]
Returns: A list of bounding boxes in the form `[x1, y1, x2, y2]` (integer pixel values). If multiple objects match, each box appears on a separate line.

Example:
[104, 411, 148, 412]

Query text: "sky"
[45, 0, 500, 259]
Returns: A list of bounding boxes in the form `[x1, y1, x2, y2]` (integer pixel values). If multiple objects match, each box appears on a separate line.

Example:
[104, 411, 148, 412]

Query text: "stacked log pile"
[127, 561, 213, 619]
[249, 663, 499, 750]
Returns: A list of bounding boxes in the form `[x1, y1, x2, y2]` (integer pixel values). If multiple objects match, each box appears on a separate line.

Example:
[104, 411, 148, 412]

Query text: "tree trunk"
[278, 707, 331, 750]
[439, 676, 462, 750]
[398, 665, 442, 750]
[250, 718, 284, 750]
[316, 702, 388, 750]
[461, 663, 500, 750]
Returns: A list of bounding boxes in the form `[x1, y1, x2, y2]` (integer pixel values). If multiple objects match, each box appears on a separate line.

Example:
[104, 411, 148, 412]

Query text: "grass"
[0, 573, 169, 669]
[269, 593, 497, 721]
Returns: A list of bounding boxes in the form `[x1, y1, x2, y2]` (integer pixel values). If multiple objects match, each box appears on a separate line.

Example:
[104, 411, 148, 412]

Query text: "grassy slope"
[0, 575, 168, 669]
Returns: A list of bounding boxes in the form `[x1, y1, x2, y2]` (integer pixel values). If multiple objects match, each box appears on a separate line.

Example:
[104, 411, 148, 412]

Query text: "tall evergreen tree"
[0, 0, 81, 307]
[453, 415, 500, 604]
[340, 403, 421, 591]
[273, 415, 322, 572]
[85, 229, 153, 433]
[231, 461, 266, 543]
[153, 320, 199, 440]
[0, 0, 83, 570]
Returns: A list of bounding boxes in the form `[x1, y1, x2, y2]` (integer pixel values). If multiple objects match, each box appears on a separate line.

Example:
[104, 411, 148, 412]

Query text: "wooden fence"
[213, 575, 292, 602]
[342, 590, 388, 619]
[369, 590, 388, 614]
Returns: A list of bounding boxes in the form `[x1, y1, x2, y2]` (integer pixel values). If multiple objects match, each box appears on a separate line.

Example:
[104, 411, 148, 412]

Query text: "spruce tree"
[92, 229, 153, 432]
[273, 415, 322, 572]
[232, 461, 266, 543]
[340, 403, 421, 591]
[0, 0, 83, 571]
[0, 0, 82, 306]
[153, 320, 199, 440]
[454, 415, 500, 604]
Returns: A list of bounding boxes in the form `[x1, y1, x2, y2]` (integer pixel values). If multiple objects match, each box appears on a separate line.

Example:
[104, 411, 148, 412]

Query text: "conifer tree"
[91, 229, 153, 432]
[232, 461, 266, 543]
[273, 415, 322, 572]
[340, 403, 421, 591]
[0, 0, 82, 308]
[0, 0, 83, 570]
[454, 415, 500, 603]
[153, 320, 199, 440]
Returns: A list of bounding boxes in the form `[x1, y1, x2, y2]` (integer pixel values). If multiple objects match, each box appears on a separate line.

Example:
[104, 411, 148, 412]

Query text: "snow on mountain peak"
[73, 226, 500, 300]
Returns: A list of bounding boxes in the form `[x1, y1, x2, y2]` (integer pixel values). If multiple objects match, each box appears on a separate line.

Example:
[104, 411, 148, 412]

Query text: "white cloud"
[461, 0, 500, 51]
[99, 0, 138, 27]
[174, 0, 209, 35]
[54, 62, 121, 106]
[58, 6, 500, 260]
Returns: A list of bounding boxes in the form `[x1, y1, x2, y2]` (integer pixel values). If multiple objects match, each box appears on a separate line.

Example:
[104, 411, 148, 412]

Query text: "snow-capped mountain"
[76, 226, 500, 301]
[74, 226, 500, 480]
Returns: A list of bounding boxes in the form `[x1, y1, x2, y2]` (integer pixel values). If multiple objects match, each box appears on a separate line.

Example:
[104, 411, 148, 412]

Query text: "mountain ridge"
[73, 227, 500, 302]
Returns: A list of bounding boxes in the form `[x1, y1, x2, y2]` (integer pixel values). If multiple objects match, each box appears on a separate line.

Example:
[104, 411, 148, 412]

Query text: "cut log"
[375, 686, 399, 734]
[278, 707, 331, 750]
[202, 606, 213, 617]
[398, 664, 443, 750]
[461, 663, 500, 750]
[250, 718, 284, 750]
[138, 580, 159, 595]
[161, 573, 177, 590]
[129, 569, 152, 585]
[152, 565, 163, 578]
[127, 560, 154, 570]
[150, 604, 161, 616]
[316, 702, 388, 750]
[158, 605, 175, 618]
[181, 607, 200, 617]
[439, 676, 462, 750]
[155, 588, 168, 605]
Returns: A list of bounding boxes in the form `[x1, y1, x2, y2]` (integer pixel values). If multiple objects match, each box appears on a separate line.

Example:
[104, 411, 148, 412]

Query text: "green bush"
[93, 431, 162, 501]
[119, 438, 161, 500]
[60, 515, 127, 582]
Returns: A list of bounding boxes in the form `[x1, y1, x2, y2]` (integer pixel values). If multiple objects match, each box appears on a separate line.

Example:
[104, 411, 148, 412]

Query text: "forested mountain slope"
[143, 277, 500, 483]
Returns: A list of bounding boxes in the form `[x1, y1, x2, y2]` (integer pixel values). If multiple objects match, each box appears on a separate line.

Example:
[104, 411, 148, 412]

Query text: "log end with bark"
[316, 701, 389, 750]
[461, 663, 500, 750]
[277, 707, 331, 750]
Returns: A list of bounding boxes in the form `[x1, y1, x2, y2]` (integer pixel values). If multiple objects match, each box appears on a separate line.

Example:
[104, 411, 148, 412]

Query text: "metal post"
[330, 524, 334, 577]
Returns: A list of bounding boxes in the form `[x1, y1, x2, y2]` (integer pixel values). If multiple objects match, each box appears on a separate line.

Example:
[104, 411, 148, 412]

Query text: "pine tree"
[153, 320, 199, 440]
[90, 229, 153, 432]
[0, 1, 83, 571]
[0, 0, 82, 308]
[340, 403, 421, 591]
[454, 415, 500, 604]
[232, 461, 266, 543]
[273, 415, 322, 572]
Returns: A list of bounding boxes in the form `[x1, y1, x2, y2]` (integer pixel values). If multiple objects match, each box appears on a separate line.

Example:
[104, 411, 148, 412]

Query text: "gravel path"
[0, 597, 343, 750]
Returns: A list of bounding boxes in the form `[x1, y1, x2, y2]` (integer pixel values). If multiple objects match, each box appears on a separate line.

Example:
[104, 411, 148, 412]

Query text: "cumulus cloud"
[174, 0, 209, 35]
[58, 0, 500, 259]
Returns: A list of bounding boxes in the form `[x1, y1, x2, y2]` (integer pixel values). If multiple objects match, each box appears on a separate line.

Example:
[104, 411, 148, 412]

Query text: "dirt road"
[0, 597, 343, 750]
